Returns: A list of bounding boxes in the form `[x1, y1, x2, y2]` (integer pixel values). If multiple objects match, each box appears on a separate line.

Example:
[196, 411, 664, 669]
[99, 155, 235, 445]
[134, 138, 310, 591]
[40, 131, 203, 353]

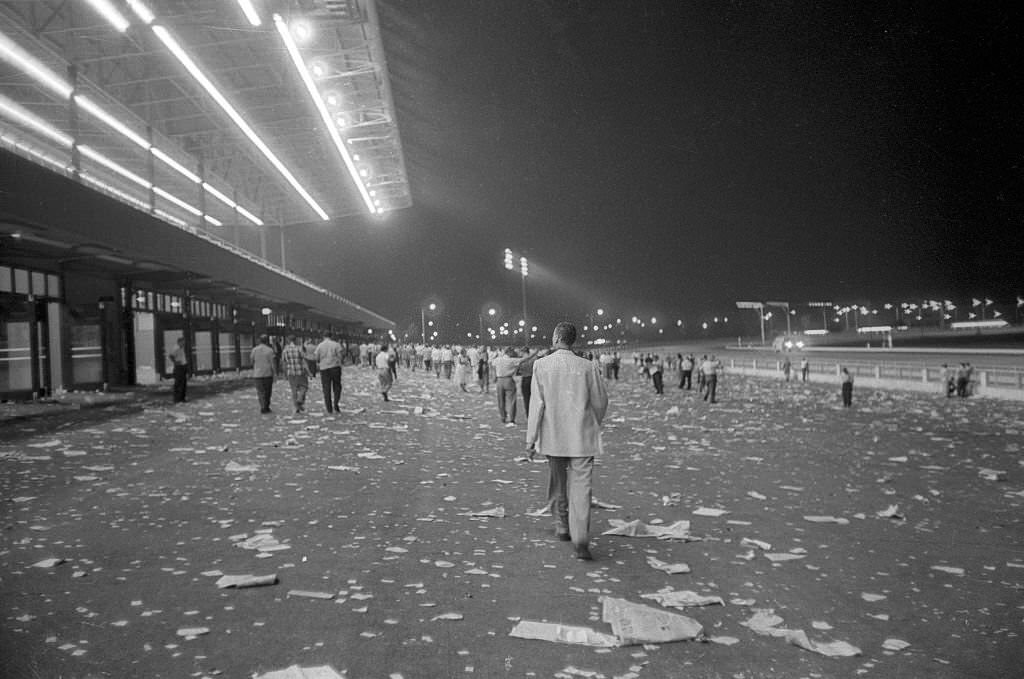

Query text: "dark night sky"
[286, 1, 1024, 338]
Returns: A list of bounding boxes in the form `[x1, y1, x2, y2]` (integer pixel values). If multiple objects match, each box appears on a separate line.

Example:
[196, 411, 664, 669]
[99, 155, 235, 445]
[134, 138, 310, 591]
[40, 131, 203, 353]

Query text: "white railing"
[725, 357, 1024, 401]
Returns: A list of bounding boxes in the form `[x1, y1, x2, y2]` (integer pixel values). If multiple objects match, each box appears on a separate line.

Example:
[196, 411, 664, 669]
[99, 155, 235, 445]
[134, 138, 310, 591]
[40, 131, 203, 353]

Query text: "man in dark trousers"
[526, 322, 609, 561]
[168, 337, 189, 403]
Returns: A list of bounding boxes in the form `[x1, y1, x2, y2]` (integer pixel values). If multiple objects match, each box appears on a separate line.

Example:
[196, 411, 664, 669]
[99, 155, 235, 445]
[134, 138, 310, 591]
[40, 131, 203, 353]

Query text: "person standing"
[281, 335, 308, 414]
[651, 354, 665, 394]
[493, 347, 540, 427]
[303, 338, 319, 378]
[800, 357, 809, 382]
[526, 322, 609, 561]
[840, 366, 854, 407]
[168, 336, 189, 403]
[517, 346, 545, 417]
[251, 335, 276, 414]
[679, 354, 694, 390]
[375, 344, 393, 401]
[782, 357, 792, 382]
[702, 355, 721, 403]
[315, 331, 343, 414]
[477, 346, 490, 393]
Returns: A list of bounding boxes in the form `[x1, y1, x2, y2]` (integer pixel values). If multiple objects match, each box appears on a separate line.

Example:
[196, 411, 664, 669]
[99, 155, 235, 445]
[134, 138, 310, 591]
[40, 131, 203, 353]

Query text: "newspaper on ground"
[509, 597, 703, 647]
[602, 519, 699, 541]
[741, 609, 861, 658]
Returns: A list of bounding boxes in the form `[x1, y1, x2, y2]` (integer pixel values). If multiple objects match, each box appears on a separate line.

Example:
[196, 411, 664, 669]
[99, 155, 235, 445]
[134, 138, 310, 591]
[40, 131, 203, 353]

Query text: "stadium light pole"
[504, 248, 528, 342]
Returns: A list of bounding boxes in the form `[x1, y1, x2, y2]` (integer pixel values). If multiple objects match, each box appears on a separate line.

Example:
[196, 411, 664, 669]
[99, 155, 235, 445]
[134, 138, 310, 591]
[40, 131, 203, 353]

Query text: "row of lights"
[16, 0, 385, 223]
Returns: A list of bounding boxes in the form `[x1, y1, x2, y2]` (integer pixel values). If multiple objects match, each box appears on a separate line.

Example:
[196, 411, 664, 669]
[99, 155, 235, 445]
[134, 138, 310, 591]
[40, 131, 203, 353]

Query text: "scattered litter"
[882, 638, 911, 651]
[287, 590, 335, 600]
[693, 507, 729, 517]
[224, 461, 259, 473]
[764, 553, 805, 563]
[740, 538, 771, 551]
[876, 505, 904, 520]
[931, 566, 965, 576]
[431, 612, 464, 621]
[509, 620, 619, 648]
[803, 515, 849, 525]
[978, 468, 1007, 481]
[31, 558, 65, 568]
[645, 556, 691, 574]
[602, 519, 698, 541]
[741, 610, 861, 657]
[215, 574, 278, 589]
[176, 627, 210, 638]
[640, 589, 724, 608]
[253, 666, 345, 679]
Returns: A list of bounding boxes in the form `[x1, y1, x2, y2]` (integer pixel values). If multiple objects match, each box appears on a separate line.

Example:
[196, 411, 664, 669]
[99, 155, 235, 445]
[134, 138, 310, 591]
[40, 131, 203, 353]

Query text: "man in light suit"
[526, 322, 609, 561]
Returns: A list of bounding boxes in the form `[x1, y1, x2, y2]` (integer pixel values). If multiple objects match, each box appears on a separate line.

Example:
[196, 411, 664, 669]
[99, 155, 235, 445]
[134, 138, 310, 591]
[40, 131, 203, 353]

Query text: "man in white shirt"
[702, 355, 722, 403]
[526, 323, 608, 561]
[315, 332, 343, 413]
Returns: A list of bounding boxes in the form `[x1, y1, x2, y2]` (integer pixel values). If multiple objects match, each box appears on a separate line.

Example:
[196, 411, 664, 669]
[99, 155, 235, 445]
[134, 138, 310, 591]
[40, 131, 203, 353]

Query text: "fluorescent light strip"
[126, 0, 155, 25]
[204, 214, 224, 227]
[236, 205, 263, 226]
[150, 22, 329, 220]
[154, 186, 203, 217]
[83, 0, 130, 32]
[74, 95, 150, 150]
[79, 145, 151, 188]
[0, 26, 267, 228]
[0, 94, 74, 147]
[152, 147, 200, 183]
[154, 208, 188, 228]
[80, 173, 150, 210]
[0, 32, 74, 98]
[0, 132, 72, 171]
[273, 14, 378, 215]
[202, 182, 236, 209]
[236, 0, 262, 26]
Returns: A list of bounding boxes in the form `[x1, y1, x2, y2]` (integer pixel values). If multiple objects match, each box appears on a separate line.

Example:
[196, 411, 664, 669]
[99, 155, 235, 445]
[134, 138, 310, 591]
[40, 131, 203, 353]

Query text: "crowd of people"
[165, 324, 994, 564]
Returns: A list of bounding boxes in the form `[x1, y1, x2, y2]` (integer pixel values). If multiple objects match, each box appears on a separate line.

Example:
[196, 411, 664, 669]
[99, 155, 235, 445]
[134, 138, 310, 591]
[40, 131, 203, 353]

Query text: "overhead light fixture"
[0, 32, 73, 99]
[150, 22, 329, 220]
[236, 0, 262, 27]
[74, 94, 150, 150]
[0, 30, 264, 225]
[0, 94, 73, 147]
[83, 0, 130, 32]
[273, 13, 377, 215]
[154, 186, 202, 217]
[79, 145, 151, 188]
[151, 147, 200, 183]
[126, 0, 155, 25]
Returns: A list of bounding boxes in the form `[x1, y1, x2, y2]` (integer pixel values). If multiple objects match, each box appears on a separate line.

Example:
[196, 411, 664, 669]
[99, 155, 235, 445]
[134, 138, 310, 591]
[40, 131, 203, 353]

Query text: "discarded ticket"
[645, 556, 691, 574]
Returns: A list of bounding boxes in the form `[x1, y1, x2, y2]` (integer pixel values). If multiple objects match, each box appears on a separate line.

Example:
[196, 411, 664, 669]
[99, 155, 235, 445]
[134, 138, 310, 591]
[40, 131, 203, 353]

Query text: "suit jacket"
[526, 349, 608, 457]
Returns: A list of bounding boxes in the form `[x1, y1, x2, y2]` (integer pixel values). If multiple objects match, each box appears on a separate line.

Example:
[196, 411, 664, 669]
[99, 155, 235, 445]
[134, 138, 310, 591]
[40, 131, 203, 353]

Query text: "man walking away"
[316, 331, 343, 413]
[703, 355, 721, 403]
[282, 335, 308, 414]
[527, 322, 608, 561]
[251, 335, 276, 414]
[168, 336, 189, 403]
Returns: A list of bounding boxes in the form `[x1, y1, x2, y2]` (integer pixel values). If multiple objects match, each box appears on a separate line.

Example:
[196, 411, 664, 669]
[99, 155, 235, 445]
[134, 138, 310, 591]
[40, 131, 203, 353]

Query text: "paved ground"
[1, 364, 1021, 679]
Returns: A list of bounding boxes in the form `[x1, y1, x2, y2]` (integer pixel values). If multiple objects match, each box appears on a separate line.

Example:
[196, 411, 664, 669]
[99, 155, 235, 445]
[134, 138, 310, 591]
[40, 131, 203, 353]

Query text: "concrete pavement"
[2, 364, 1021, 678]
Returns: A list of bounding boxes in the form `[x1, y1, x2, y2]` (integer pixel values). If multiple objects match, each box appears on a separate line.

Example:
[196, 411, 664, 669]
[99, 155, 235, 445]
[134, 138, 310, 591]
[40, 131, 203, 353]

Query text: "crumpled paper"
[602, 519, 699, 541]
[645, 556, 691, 574]
[641, 589, 724, 608]
[741, 609, 861, 657]
[215, 573, 277, 589]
